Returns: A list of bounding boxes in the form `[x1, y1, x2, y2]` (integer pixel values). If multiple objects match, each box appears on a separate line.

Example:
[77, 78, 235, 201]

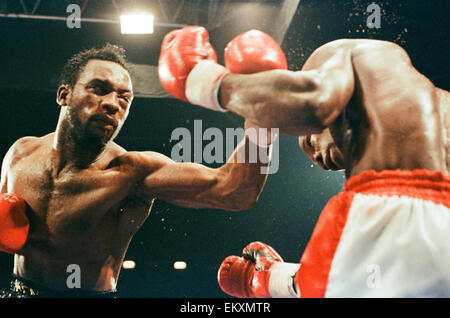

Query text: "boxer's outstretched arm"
[219, 40, 355, 136]
[134, 136, 270, 211]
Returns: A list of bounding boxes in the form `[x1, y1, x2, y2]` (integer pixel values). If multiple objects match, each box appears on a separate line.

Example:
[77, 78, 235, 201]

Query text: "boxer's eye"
[120, 95, 130, 103]
[87, 80, 110, 96]
[305, 136, 313, 149]
[90, 84, 107, 95]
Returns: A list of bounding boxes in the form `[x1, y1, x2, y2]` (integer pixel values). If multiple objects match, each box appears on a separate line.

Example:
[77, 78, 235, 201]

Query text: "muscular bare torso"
[4, 133, 152, 291]
[324, 40, 449, 177]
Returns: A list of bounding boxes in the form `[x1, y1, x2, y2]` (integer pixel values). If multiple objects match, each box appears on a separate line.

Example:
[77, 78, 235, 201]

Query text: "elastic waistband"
[344, 169, 449, 208]
[9, 275, 117, 298]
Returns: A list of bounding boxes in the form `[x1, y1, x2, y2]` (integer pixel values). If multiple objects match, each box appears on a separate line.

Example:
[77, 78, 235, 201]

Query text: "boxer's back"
[332, 39, 449, 176]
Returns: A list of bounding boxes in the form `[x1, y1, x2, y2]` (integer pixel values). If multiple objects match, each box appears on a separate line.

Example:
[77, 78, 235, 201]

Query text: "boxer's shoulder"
[344, 38, 410, 62]
[106, 148, 171, 176]
[324, 38, 402, 49]
[10, 135, 42, 152]
[2, 135, 49, 170]
[309, 39, 406, 61]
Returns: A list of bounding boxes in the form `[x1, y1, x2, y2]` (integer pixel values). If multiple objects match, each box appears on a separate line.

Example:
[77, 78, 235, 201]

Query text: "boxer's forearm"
[219, 70, 326, 136]
[137, 136, 270, 211]
[215, 136, 271, 211]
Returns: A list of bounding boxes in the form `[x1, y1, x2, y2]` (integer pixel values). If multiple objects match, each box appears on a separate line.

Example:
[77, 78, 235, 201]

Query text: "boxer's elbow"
[222, 193, 258, 212]
[241, 190, 261, 210]
[237, 189, 260, 211]
[277, 98, 326, 136]
[267, 71, 329, 135]
[214, 167, 262, 211]
[287, 67, 355, 131]
[220, 186, 260, 212]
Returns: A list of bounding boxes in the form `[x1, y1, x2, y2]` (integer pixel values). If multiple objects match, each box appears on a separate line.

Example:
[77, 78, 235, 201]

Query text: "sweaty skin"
[0, 60, 270, 292]
[219, 39, 449, 177]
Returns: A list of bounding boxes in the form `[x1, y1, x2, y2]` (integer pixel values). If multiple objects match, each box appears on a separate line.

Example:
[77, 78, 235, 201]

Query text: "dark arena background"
[0, 0, 448, 302]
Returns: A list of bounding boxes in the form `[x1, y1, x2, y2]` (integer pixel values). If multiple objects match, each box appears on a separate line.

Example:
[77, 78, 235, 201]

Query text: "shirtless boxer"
[156, 27, 449, 297]
[0, 43, 275, 297]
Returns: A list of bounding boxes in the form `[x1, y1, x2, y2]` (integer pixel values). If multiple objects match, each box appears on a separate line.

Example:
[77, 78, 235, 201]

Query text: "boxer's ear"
[56, 85, 71, 107]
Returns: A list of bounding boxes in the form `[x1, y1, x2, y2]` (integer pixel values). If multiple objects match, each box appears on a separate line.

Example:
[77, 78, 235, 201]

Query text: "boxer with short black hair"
[160, 27, 449, 297]
[59, 43, 130, 89]
[0, 42, 275, 297]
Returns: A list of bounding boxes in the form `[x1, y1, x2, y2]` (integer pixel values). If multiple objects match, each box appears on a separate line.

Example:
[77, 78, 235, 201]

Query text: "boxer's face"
[58, 59, 133, 146]
[299, 128, 344, 170]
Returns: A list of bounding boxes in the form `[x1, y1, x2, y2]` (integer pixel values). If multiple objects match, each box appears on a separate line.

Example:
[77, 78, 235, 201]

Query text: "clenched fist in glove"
[158, 27, 288, 116]
[158, 26, 228, 111]
[217, 242, 300, 298]
[224, 29, 288, 74]
[0, 193, 29, 254]
[224, 30, 287, 146]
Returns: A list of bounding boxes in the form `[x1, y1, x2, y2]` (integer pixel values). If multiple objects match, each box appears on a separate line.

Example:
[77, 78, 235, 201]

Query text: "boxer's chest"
[8, 155, 135, 235]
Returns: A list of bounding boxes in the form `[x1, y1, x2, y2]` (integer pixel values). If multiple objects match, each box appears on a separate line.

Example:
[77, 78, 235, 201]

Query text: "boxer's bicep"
[220, 44, 354, 135]
[301, 41, 355, 126]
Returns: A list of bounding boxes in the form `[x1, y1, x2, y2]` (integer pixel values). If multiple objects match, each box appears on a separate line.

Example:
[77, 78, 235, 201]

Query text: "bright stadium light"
[173, 261, 187, 270]
[122, 260, 136, 269]
[120, 13, 154, 34]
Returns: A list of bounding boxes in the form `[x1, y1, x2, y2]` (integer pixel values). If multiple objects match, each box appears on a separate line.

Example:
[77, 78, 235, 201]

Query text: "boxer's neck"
[53, 117, 107, 172]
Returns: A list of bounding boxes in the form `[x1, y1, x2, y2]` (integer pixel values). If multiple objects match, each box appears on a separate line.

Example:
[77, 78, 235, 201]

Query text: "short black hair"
[59, 43, 129, 88]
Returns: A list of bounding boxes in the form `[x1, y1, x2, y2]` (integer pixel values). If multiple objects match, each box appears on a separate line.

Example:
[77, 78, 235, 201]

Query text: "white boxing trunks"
[296, 169, 450, 297]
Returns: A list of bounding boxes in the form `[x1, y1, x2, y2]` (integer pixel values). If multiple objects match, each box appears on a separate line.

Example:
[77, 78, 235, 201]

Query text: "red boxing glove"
[0, 193, 30, 254]
[218, 242, 300, 298]
[158, 26, 227, 108]
[224, 30, 285, 146]
[224, 30, 288, 74]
